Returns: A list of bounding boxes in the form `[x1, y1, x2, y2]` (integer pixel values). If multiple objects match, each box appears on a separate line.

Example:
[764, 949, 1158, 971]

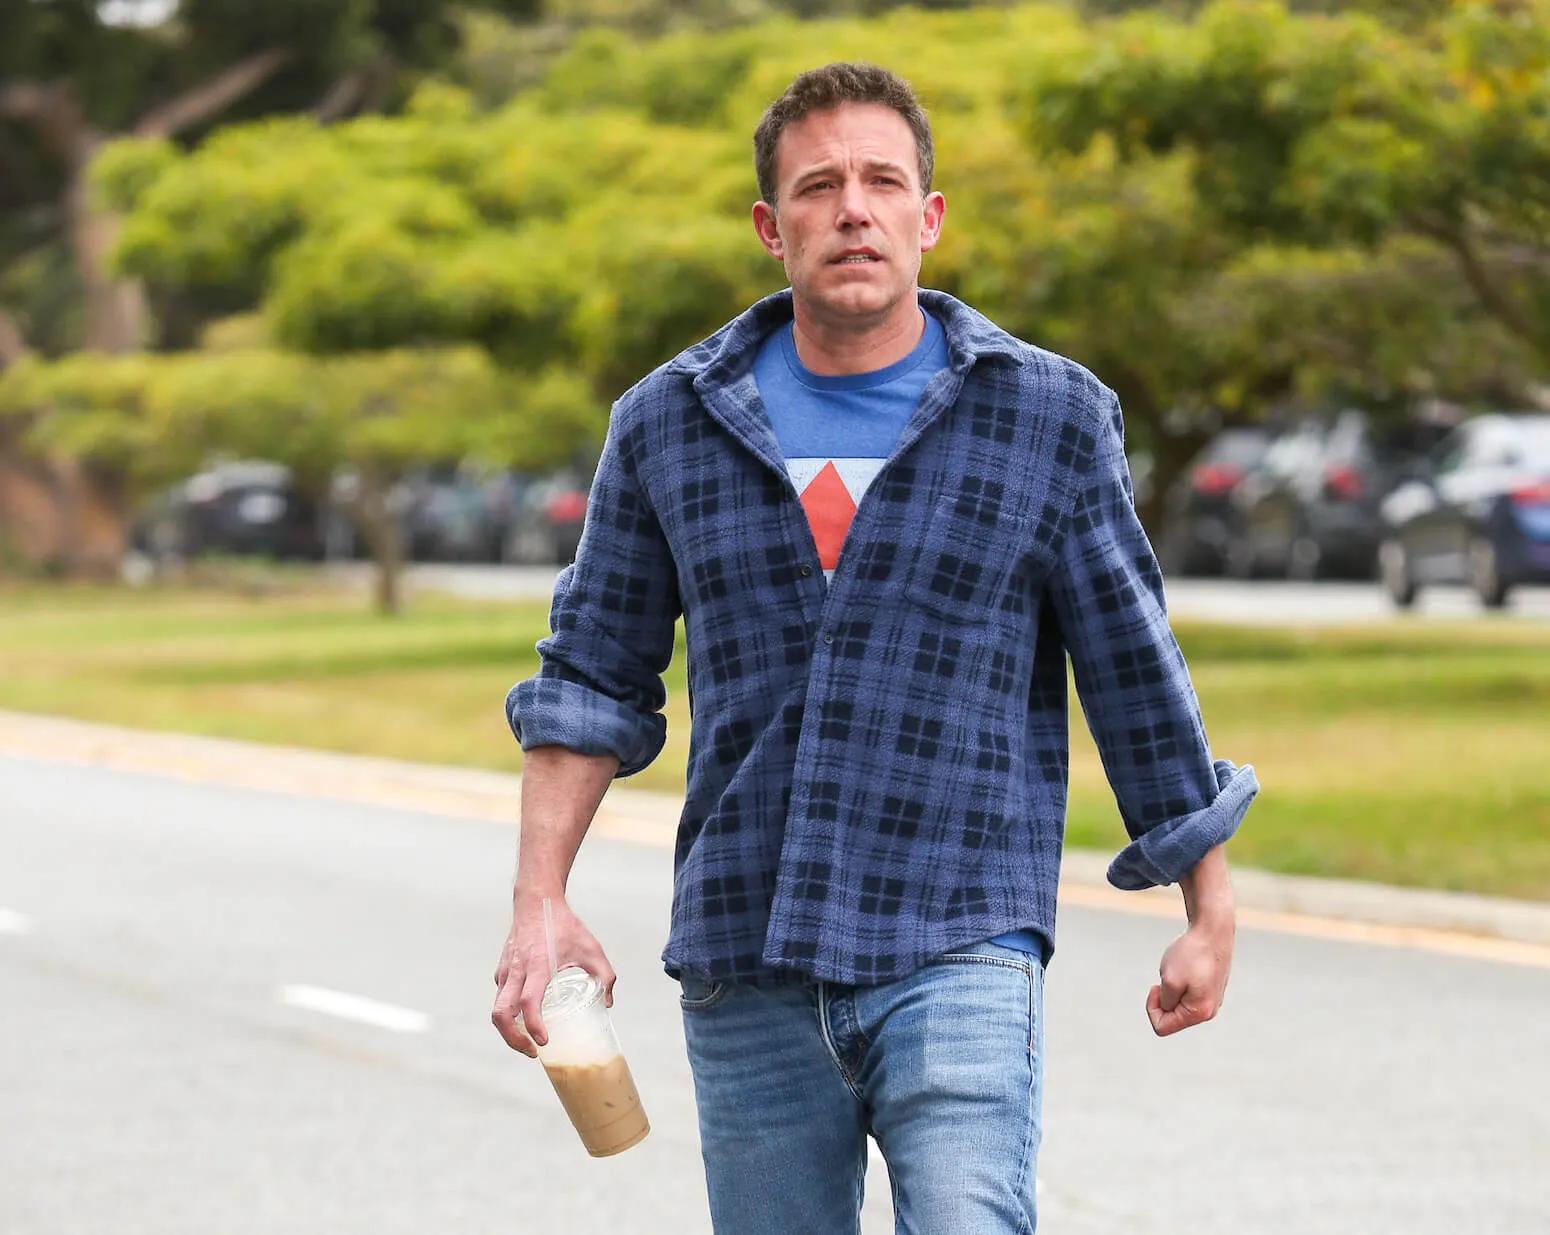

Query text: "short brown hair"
[753, 62, 934, 208]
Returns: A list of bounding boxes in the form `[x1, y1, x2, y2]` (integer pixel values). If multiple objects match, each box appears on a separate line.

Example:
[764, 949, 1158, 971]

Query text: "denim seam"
[1013, 965, 1037, 1235]
[815, 982, 867, 1102]
[936, 953, 1032, 977]
[1028, 962, 1035, 1055]
[851, 1138, 867, 1235]
[678, 981, 730, 1011]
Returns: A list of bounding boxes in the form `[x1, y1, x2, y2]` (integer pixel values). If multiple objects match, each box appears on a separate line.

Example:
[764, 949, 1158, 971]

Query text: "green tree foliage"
[0, 0, 543, 575]
[1032, 0, 1550, 370]
[0, 0, 540, 357]
[7, 0, 1543, 595]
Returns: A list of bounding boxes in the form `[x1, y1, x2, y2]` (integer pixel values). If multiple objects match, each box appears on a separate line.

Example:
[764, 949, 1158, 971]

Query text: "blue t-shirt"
[753, 310, 1042, 960]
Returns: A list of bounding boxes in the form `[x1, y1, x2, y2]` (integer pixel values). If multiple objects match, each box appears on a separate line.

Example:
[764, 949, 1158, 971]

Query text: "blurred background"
[2, 3, 1549, 1231]
[3, 0, 1550, 610]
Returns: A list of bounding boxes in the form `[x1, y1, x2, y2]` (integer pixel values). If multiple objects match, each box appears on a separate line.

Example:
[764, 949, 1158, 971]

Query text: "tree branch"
[0, 79, 88, 162]
[314, 51, 398, 123]
[1411, 212, 1544, 356]
[314, 72, 369, 124]
[134, 47, 292, 139]
[1448, 228, 1542, 354]
[0, 80, 62, 121]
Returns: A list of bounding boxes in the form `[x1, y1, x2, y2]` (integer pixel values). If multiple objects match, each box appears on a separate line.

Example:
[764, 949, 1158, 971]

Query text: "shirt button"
[822, 632, 834, 646]
[799, 564, 813, 578]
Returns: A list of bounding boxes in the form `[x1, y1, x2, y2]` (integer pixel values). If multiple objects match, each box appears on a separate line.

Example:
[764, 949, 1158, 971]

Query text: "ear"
[919, 191, 946, 254]
[752, 200, 784, 261]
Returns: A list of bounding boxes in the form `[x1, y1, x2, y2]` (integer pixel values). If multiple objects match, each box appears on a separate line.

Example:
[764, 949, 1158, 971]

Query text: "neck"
[789, 292, 925, 376]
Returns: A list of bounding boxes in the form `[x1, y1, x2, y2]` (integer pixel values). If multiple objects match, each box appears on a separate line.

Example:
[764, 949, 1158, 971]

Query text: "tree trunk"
[1142, 423, 1212, 550]
[70, 140, 149, 355]
[352, 466, 404, 616]
[3, 57, 292, 577]
[0, 306, 27, 367]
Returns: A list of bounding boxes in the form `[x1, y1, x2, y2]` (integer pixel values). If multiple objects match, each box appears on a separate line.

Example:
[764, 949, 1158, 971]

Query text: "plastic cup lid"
[540, 966, 603, 1024]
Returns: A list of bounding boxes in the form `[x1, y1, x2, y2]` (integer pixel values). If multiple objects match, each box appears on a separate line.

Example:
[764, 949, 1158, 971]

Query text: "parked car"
[476, 470, 544, 564]
[1378, 413, 1550, 608]
[320, 466, 418, 562]
[400, 462, 494, 562]
[1222, 410, 1451, 581]
[1158, 427, 1272, 576]
[130, 461, 323, 563]
[497, 468, 591, 566]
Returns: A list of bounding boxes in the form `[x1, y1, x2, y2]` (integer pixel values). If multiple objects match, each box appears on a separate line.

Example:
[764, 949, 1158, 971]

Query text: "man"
[492, 62, 1257, 1233]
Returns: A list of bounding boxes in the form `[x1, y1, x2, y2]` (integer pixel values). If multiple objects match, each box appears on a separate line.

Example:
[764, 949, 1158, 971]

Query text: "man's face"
[753, 102, 945, 328]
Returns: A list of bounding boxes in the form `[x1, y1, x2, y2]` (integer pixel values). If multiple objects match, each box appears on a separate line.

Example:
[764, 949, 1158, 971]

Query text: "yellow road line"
[1057, 882, 1550, 970]
[5, 713, 1547, 971]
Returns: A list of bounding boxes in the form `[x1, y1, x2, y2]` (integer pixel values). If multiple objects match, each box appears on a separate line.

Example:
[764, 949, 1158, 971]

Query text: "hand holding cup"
[491, 892, 616, 1057]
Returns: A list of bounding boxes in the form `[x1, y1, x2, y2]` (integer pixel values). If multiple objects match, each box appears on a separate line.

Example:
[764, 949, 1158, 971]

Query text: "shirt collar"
[671, 288, 1026, 396]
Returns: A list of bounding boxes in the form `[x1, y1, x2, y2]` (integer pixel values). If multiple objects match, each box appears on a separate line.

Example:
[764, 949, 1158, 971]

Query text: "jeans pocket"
[933, 940, 1040, 1054]
[679, 977, 729, 1011]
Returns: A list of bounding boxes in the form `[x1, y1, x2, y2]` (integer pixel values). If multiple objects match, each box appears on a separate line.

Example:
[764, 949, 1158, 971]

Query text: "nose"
[835, 176, 872, 228]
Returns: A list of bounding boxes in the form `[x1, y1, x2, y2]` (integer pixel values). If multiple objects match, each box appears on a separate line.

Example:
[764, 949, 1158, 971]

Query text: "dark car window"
[1372, 419, 1453, 465]
[1430, 427, 1472, 476]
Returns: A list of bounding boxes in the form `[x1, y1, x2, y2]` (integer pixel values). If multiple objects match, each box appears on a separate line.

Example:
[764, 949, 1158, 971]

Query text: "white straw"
[543, 896, 559, 977]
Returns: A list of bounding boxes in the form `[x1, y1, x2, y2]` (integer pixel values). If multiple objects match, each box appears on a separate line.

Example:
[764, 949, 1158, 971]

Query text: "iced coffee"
[535, 967, 650, 1157]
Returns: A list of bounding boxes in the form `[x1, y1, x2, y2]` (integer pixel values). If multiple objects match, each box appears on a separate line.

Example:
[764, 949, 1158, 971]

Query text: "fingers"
[1147, 983, 1187, 1036]
[491, 899, 618, 1050]
[575, 941, 618, 1008]
[520, 959, 554, 1045]
[491, 969, 537, 1058]
[1146, 981, 1220, 1037]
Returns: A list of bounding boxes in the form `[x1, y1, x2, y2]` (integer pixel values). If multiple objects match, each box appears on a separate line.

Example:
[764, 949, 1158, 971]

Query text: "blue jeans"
[680, 940, 1045, 1234]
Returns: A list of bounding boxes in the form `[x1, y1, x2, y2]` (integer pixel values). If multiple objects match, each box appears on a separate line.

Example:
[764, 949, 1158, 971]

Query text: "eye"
[803, 180, 834, 194]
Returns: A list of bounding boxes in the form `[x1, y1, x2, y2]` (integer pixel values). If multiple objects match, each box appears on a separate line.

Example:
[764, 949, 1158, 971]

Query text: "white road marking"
[276, 984, 431, 1034]
[0, 907, 32, 935]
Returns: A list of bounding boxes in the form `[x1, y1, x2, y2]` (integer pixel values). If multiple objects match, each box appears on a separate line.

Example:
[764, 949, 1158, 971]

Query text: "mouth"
[830, 249, 883, 265]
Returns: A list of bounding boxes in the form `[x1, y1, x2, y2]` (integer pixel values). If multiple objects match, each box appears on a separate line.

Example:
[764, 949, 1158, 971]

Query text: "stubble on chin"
[800, 271, 911, 331]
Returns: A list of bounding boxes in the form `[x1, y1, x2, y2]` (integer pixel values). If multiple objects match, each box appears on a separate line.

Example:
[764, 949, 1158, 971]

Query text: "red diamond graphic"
[799, 461, 857, 570]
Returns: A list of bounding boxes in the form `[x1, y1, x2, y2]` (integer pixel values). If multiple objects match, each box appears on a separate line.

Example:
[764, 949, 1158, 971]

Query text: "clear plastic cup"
[533, 966, 650, 1157]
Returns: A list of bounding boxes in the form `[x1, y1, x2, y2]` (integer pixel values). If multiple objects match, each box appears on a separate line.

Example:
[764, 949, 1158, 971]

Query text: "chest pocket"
[903, 489, 1043, 624]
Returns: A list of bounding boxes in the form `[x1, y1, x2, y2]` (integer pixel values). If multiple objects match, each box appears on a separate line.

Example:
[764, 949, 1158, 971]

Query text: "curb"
[3, 708, 1549, 950]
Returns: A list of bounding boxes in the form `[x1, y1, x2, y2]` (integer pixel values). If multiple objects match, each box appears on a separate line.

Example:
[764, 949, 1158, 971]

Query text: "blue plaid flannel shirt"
[508, 288, 1258, 986]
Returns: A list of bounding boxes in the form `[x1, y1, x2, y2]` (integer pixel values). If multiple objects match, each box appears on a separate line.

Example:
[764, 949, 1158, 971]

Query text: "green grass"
[2, 578, 1547, 900]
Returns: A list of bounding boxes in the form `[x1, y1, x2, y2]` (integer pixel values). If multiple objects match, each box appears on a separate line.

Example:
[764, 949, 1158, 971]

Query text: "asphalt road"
[357, 563, 1550, 624]
[4, 757, 1549, 1234]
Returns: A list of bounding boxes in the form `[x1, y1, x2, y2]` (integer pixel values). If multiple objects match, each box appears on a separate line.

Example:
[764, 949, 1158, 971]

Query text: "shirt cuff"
[505, 676, 667, 779]
[1106, 760, 1259, 890]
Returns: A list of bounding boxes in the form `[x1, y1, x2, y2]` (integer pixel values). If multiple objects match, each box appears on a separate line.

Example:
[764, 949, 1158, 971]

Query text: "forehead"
[775, 102, 918, 182]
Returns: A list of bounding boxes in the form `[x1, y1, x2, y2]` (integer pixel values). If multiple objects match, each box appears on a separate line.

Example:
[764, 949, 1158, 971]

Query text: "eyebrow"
[791, 157, 913, 189]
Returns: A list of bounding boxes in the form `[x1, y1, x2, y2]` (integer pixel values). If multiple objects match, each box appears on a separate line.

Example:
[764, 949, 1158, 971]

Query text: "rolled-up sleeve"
[506, 405, 681, 778]
[1048, 386, 1258, 890]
